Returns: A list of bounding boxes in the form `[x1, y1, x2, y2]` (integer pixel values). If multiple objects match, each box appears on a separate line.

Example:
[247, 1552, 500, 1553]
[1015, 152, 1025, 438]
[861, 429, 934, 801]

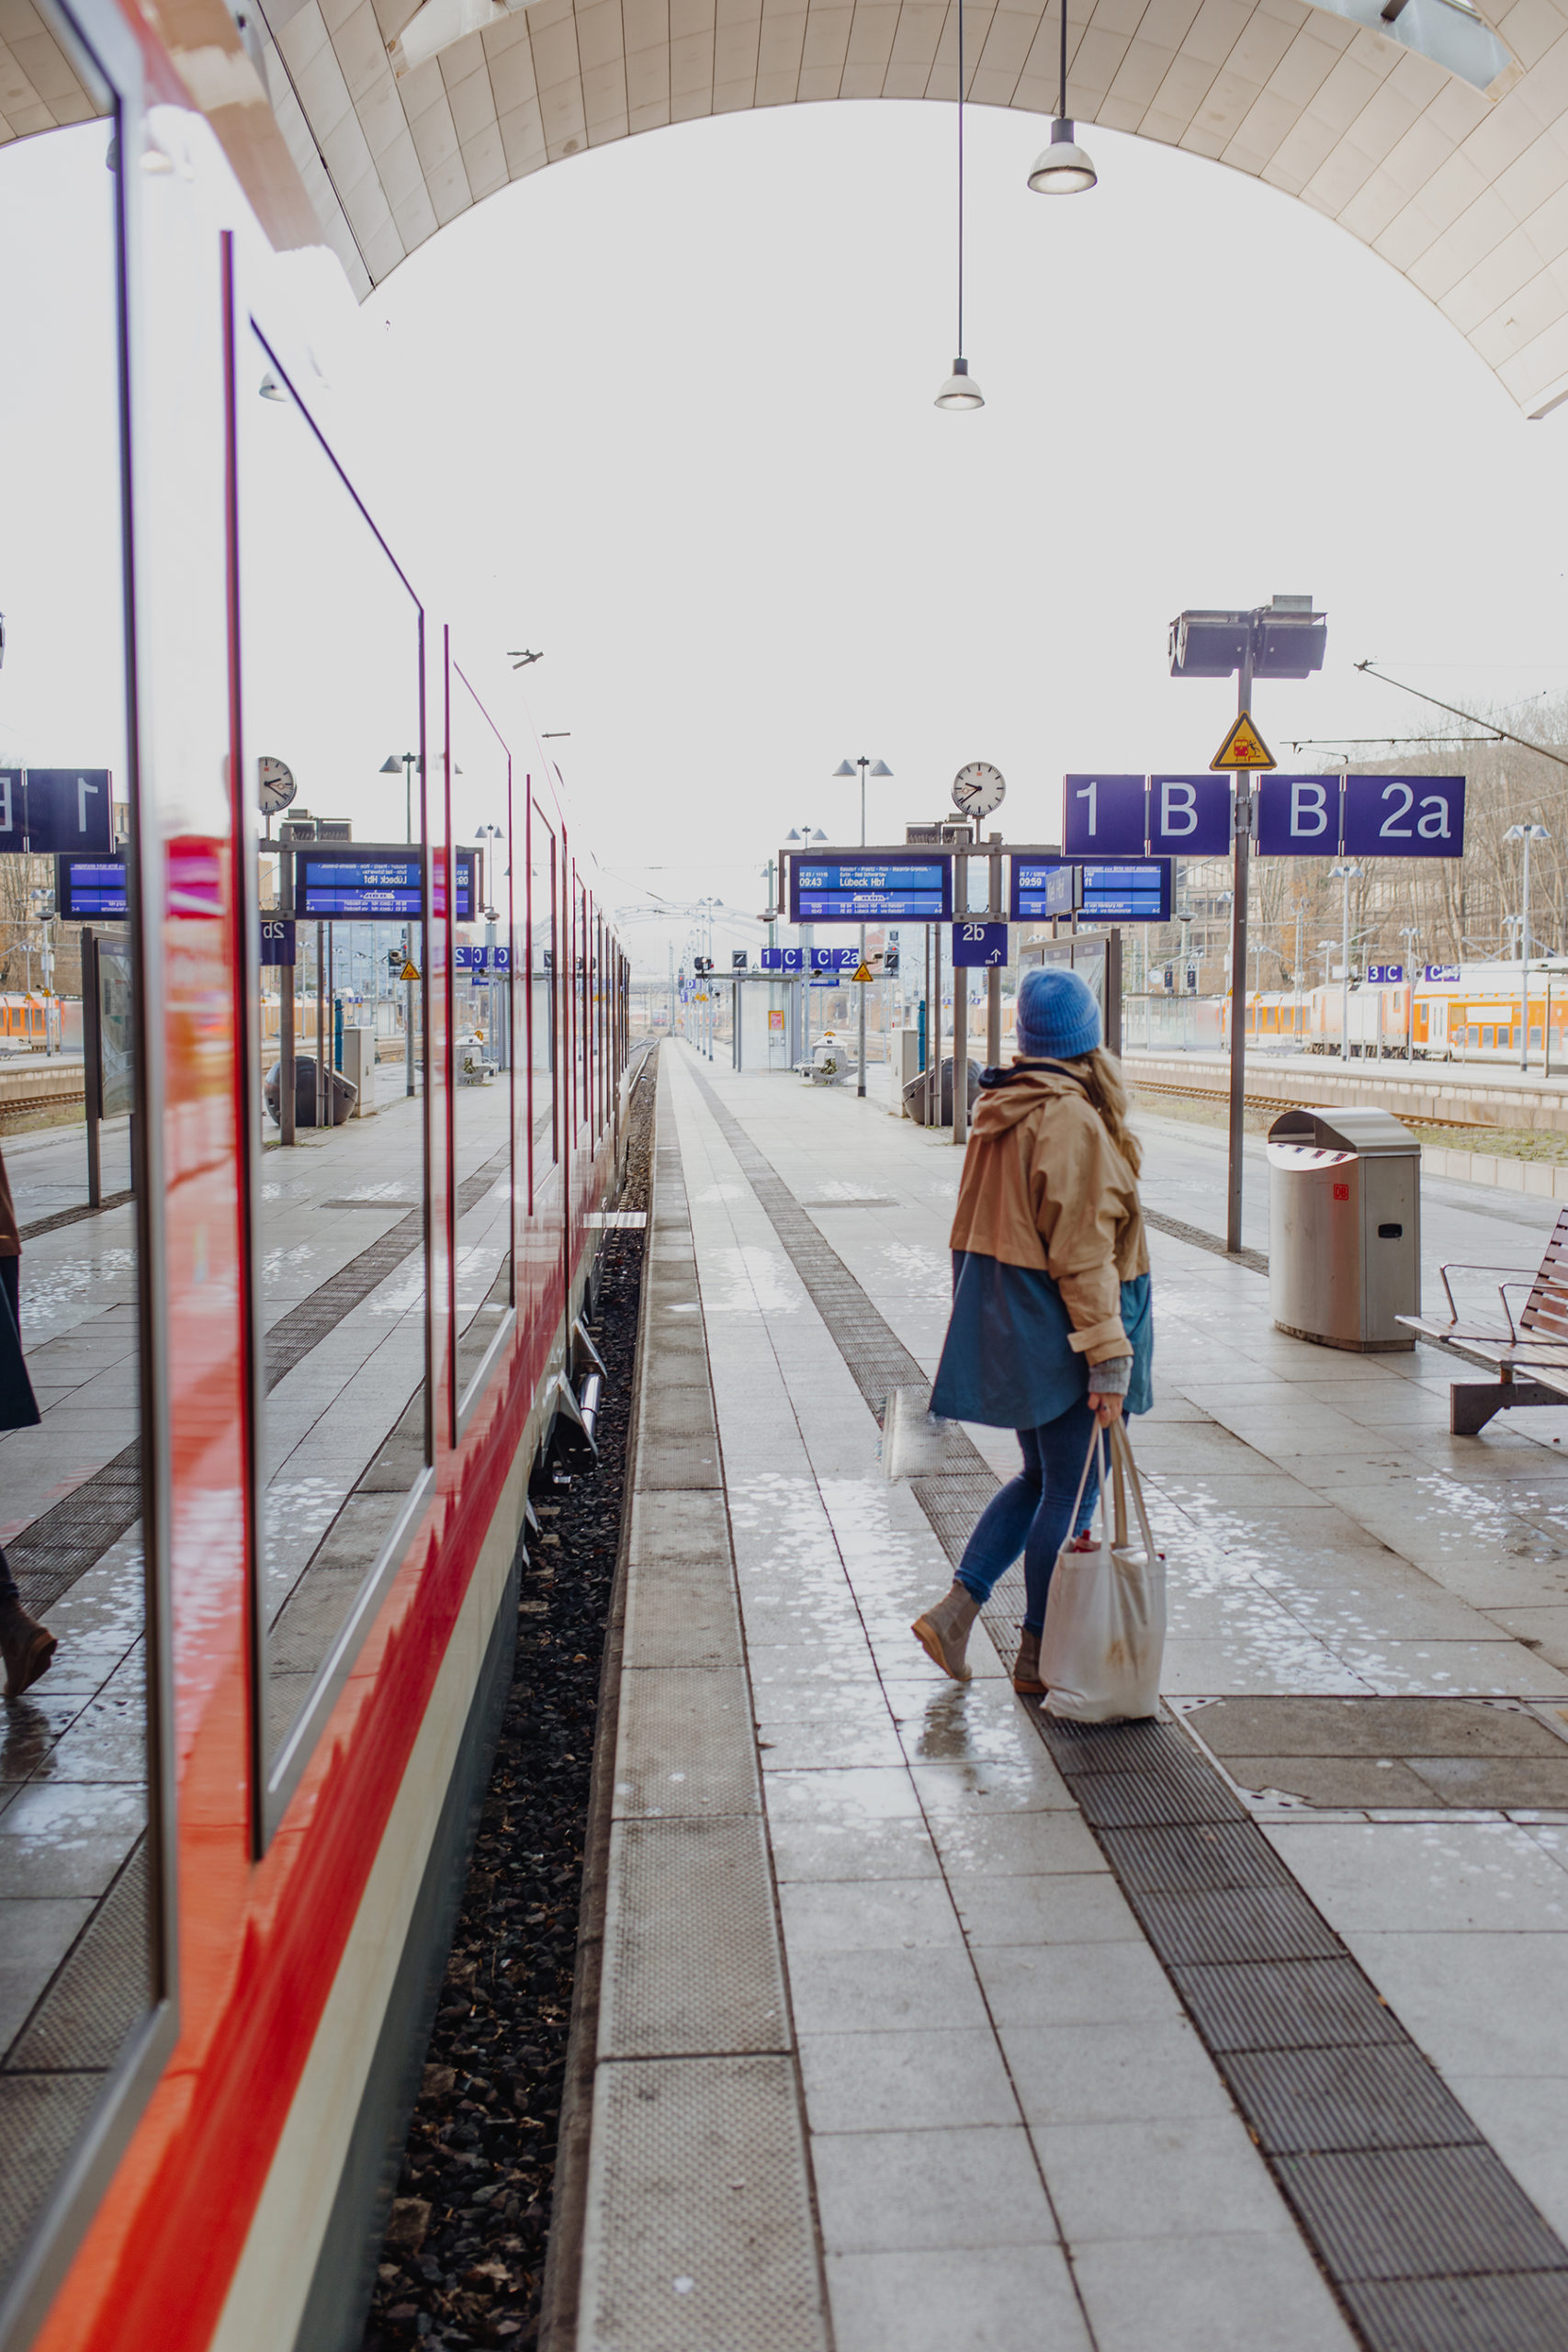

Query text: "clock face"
[258, 756, 297, 815]
[953, 762, 1006, 817]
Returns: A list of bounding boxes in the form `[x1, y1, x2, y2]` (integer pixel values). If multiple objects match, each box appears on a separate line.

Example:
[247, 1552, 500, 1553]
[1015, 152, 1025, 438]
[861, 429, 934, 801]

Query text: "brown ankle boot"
[1011, 1627, 1045, 1696]
[911, 1583, 980, 1682]
[1, 1599, 57, 1701]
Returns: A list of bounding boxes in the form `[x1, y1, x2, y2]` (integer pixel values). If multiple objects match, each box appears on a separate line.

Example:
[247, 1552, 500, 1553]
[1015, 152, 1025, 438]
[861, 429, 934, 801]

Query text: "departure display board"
[790, 854, 952, 924]
[56, 854, 128, 919]
[299, 853, 423, 917]
[1011, 859, 1172, 924]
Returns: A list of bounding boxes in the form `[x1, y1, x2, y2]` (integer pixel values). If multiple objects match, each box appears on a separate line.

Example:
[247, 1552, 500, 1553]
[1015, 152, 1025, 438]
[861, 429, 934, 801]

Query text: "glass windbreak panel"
[239, 325, 426, 1770]
[529, 808, 556, 1179]
[0, 113, 154, 2309]
[450, 673, 513, 1402]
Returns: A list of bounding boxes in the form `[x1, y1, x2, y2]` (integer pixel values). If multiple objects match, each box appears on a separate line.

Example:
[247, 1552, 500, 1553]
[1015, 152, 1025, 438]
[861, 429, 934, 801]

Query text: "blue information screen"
[790, 855, 951, 924]
[300, 855, 423, 916]
[57, 854, 128, 918]
[1011, 860, 1171, 924]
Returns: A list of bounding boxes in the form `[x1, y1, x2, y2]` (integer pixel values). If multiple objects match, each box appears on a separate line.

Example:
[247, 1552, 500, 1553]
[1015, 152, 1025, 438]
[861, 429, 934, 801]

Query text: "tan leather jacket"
[948, 1061, 1148, 1366]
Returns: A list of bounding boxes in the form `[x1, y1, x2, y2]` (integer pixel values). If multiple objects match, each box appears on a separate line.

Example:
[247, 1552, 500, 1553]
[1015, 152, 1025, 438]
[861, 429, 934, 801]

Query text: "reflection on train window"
[0, 114, 154, 2309]
[529, 806, 556, 1175]
[238, 325, 427, 1787]
[576, 882, 590, 1136]
[450, 670, 513, 1408]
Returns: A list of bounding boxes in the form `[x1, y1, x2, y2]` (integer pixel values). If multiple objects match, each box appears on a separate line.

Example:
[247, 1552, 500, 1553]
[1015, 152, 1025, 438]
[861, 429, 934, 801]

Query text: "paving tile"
[785, 1947, 990, 2037]
[1032, 2114, 1299, 2244]
[908, 1755, 1077, 1815]
[1000, 2018, 1235, 2126]
[1070, 2229, 1359, 2351]
[924, 1808, 1106, 1878]
[971, 1939, 1182, 2029]
[812, 2122, 1053, 2253]
[824, 2245, 1090, 2352]
[952, 1872, 1143, 1947]
[798, 2026, 1019, 2135]
[778, 1877, 961, 1952]
[1267, 1817, 1568, 1932]
[1341, 1929, 1568, 2075]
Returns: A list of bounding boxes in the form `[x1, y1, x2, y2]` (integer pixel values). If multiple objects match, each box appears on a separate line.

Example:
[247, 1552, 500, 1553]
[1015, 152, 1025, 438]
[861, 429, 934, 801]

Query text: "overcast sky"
[7, 100, 1568, 976]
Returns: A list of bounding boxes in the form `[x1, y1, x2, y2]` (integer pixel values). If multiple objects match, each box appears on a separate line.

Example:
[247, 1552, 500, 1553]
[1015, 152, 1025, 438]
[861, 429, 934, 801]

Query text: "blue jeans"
[955, 1400, 1100, 1636]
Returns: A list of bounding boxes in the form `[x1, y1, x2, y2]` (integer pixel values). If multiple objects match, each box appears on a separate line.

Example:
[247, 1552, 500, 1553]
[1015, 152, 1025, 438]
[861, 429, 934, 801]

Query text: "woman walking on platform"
[911, 965, 1153, 1695]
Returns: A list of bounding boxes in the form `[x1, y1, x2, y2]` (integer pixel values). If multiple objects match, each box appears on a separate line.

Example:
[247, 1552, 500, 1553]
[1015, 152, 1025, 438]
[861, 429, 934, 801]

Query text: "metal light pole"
[381, 751, 418, 843]
[834, 757, 892, 1099]
[1329, 865, 1361, 1062]
[1168, 594, 1325, 1254]
[1399, 925, 1420, 1059]
[1506, 824, 1551, 1069]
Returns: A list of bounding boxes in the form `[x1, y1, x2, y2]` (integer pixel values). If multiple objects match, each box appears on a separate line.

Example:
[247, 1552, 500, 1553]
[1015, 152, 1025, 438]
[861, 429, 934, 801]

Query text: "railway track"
[1128, 1073, 1504, 1136]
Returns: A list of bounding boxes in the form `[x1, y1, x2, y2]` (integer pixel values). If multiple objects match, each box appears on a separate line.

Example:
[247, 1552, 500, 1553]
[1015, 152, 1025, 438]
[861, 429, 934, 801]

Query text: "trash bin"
[902, 1057, 981, 1127]
[1267, 1106, 1419, 1351]
[264, 1055, 358, 1129]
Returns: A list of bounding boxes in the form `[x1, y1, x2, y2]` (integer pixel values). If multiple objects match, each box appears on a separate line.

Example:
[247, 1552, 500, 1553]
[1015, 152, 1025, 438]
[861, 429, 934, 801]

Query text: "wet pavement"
[570, 1043, 1568, 2352]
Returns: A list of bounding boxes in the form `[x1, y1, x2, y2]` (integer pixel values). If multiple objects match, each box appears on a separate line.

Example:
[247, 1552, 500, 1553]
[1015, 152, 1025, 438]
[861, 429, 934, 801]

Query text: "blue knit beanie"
[1016, 966, 1101, 1061]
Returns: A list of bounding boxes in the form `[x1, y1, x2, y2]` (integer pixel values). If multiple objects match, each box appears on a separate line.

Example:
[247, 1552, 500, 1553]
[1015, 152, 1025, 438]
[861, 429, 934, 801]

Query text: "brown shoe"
[911, 1583, 980, 1681]
[1, 1600, 57, 1700]
[1011, 1627, 1045, 1696]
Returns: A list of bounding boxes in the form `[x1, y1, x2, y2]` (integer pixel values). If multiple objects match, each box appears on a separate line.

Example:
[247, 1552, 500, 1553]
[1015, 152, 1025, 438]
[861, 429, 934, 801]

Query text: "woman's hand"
[1087, 1391, 1124, 1430]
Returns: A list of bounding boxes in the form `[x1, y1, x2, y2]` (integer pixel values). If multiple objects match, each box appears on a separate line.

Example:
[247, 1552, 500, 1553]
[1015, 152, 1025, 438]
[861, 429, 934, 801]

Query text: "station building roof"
[11, 0, 1568, 415]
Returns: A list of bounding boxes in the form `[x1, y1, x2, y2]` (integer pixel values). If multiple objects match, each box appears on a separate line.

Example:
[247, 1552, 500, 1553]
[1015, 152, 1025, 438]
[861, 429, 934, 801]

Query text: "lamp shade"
[1027, 119, 1097, 194]
[832, 762, 856, 777]
[935, 356, 985, 411]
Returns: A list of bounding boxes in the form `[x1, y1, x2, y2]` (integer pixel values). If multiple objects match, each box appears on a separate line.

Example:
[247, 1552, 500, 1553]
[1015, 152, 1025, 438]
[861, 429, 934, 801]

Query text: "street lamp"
[1329, 865, 1362, 1063]
[1027, 0, 1097, 190]
[935, 0, 984, 409]
[380, 751, 419, 843]
[834, 756, 893, 1102]
[1506, 822, 1551, 1069]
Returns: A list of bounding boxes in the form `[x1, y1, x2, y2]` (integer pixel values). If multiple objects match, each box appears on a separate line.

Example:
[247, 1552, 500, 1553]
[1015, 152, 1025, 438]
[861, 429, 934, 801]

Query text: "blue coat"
[931, 1254, 1154, 1430]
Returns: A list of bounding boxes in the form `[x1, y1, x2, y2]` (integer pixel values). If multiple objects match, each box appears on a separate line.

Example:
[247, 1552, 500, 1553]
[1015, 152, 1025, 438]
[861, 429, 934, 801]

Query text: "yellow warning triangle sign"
[1210, 711, 1276, 772]
[400, 959, 421, 980]
[852, 960, 874, 983]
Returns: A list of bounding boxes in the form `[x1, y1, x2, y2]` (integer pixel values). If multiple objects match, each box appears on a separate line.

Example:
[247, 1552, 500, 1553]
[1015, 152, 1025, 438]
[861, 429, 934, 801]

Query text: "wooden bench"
[1400, 1206, 1568, 1432]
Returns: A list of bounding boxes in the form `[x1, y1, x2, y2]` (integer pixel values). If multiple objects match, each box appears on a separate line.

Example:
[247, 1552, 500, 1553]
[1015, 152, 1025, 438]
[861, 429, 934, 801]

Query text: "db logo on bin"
[1333, 1182, 1349, 1202]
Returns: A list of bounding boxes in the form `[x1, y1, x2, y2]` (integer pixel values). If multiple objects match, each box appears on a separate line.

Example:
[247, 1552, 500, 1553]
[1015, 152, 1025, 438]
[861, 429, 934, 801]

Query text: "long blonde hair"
[1064, 1048, 1143, 1178]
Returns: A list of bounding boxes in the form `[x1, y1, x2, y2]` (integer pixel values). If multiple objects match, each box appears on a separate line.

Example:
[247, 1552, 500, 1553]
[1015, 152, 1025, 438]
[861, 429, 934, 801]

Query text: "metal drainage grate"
[684, 1062, 1568, 2352]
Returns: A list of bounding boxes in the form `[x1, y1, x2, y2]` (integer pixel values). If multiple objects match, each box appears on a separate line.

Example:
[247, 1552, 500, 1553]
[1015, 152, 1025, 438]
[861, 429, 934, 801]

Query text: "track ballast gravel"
[362, 1057, 653, 2352]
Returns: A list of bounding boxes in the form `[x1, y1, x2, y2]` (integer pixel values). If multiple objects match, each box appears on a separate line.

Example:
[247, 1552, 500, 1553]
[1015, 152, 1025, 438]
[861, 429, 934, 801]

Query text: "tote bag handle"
[1109, 1419, 1157, 1563]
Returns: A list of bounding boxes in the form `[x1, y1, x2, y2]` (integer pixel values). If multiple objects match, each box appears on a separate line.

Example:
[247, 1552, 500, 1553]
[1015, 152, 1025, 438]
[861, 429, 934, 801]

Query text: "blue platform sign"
[1063, 775, 1146, 857]
[0, 768, 113, 854]
[1342, 774, 1465, 858]
[791, 855, 951, 924]
[1147, 775, 1231, 857]
[952, 921, 1008, 967]
[456, 943, 472, 971]
[492, 945, 510, 974]
[1425, 964, 1461, 982]
[260, 917, 296, 967]
[761, 945, 806, 973]
[1255, 775, 1342, 856]
[1367, 963, 1404, 984]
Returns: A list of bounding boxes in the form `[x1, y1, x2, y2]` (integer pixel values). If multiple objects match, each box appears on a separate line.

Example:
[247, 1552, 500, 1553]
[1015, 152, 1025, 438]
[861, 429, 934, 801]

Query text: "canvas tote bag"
[1041, 1420, 1165, 1722]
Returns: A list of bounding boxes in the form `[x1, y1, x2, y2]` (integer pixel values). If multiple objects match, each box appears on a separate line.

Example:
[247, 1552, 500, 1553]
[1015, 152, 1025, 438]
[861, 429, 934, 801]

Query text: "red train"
[0, 8, 629, 2349]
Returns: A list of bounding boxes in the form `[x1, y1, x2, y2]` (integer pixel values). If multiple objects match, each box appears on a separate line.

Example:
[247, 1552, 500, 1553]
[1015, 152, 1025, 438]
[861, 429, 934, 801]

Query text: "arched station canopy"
[8, 0, 1568, 415]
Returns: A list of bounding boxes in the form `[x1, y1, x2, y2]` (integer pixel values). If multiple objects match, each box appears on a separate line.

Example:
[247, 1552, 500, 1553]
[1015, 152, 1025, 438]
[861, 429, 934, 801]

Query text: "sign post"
[1211, 697, 1273, 1255]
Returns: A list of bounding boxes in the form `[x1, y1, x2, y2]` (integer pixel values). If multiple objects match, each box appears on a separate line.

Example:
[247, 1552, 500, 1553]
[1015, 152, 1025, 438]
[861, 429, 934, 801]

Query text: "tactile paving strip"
[579, 2056, 828, 2352]
[684, 1061, 1568, 2352]
[599, 1819, 790, 2061]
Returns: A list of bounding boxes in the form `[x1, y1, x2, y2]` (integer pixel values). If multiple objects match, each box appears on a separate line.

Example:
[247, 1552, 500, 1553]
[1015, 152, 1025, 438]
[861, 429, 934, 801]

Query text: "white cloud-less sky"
[6, 98, 1568, 972]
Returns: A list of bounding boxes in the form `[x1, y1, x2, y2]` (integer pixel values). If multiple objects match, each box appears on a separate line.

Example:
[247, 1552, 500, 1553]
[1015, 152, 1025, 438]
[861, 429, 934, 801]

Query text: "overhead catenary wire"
[1355, 660, 1568, 775]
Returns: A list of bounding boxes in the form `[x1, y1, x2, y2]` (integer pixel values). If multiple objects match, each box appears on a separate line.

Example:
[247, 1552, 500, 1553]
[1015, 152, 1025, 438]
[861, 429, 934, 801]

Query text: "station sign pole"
[1210, 690, 1273, 1256]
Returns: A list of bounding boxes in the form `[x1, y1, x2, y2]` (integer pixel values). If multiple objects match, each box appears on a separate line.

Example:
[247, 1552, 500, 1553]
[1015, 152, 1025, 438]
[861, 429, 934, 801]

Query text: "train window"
[237, 322, 428, 1818]
[1482, 1026, 1495, 1048]
[0, 103, 164, 2323]
[1531, 1026, 1543, 1050]
[529, 804, 557, 1185]
[449, 666, 514, 1415]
